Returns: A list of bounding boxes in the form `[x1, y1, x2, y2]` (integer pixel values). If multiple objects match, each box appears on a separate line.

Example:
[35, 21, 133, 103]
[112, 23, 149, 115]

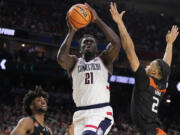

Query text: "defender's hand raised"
[166, 25, 179, 45]
[110, 2, 125, 24]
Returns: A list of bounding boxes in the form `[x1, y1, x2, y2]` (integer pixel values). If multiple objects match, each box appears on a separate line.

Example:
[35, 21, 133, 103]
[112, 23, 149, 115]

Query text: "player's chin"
[41, 107, 48, 112]
[84, 50, 92, 55]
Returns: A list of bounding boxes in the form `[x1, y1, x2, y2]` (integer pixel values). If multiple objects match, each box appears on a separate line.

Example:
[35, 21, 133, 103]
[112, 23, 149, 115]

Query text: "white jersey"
[71, 57, 111, 107]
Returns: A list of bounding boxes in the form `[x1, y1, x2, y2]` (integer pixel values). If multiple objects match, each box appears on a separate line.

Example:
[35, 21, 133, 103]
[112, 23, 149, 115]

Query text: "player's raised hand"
[66, 14, 77, 32]
[110, 2, 125, 24]
[85, 3, 99, 23]
[166, 25, 179, 44]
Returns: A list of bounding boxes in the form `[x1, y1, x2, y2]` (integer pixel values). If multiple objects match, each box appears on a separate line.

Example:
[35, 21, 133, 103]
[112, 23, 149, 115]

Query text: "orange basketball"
[68, 4, 92, 29]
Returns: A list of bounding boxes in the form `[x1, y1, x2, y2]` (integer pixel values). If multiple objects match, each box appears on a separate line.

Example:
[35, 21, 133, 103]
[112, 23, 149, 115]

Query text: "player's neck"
[82, 54, 96, 62]
[33, 113, 45, 127]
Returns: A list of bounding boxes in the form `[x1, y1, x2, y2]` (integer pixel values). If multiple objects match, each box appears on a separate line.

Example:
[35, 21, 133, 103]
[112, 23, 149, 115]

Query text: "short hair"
[79, 34, 97, 45]
[23, 86, 48, 116]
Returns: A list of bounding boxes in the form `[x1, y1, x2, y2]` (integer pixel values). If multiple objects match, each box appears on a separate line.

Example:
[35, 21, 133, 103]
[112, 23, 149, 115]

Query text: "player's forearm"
[117, 21, 135, 52]
[57, 31, 75, 64]
[10, 129, 25, 135]
[163, 43, 173, 66]
[95, 17, 120, 46]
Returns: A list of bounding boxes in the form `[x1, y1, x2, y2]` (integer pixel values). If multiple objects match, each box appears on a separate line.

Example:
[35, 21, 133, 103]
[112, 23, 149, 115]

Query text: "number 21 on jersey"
[85, 72, 93, 84]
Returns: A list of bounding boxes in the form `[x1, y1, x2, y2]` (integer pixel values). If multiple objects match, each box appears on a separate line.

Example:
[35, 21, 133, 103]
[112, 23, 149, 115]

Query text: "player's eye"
[84, 40, 88, 44]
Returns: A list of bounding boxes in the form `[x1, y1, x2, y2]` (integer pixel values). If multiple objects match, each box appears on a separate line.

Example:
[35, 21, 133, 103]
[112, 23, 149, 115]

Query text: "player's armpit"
[125, 48, 140, 72]
[101, 42, 121, 63]
[134, 64, 149, 90]
[10, 117, 33, 135]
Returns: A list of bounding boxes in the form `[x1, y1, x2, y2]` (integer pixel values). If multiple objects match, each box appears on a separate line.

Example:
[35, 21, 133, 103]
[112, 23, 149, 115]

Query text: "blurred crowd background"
[0, 0, 180, 134]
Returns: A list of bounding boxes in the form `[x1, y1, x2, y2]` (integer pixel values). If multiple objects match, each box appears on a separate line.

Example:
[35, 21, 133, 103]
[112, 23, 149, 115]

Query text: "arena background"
[0, 0, 180, 134]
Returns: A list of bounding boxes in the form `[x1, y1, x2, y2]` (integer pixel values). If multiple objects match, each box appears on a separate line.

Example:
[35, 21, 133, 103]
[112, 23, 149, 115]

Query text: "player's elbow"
[57, 54, 64, 65]
[57, 56, 68, 69]
[113, 37, 121, 48]
[57, 53, 64, 64]
[10, 129, 19, 135]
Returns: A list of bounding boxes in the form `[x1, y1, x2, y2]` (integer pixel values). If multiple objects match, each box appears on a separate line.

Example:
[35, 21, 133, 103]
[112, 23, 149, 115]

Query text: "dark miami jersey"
[30, 117, 51, 135]
[131, 65, 167, 133]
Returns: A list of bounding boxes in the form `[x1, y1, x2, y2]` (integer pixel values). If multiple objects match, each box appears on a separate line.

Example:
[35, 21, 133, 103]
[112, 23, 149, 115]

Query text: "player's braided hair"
[155, 59, 170, 89]
[156, 59, 170, 82]
[23, 85, 48, 116]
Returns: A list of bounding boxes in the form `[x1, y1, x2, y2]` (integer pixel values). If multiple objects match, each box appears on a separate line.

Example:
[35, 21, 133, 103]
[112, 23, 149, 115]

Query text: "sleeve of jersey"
[134, 64, 149, 90]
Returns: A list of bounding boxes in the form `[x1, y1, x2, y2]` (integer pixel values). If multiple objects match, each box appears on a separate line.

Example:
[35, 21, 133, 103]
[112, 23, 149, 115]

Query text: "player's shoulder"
[134, 64, 146, 75]
[17, 117, 34, 128]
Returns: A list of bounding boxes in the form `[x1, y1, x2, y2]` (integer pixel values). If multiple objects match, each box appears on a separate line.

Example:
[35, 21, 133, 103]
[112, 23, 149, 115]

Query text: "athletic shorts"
[73, 106, 114, 135]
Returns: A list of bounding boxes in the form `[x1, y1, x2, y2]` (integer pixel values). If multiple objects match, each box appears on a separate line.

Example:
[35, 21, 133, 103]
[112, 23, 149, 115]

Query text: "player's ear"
[95, 44, 98, 53]
[30, 104, 33, 110]
[79, 49, 82, 54]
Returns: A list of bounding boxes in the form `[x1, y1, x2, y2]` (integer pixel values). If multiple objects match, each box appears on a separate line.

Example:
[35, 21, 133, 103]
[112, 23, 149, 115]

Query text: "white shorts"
[73, 106, 114, 135]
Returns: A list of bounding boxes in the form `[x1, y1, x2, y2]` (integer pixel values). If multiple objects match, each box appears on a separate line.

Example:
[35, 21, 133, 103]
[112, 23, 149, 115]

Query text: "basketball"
[68, 4, 92, 29]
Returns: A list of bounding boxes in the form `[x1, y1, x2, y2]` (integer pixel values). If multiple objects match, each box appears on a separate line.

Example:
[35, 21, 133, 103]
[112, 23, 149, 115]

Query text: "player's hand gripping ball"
[68, 4, 92, 29]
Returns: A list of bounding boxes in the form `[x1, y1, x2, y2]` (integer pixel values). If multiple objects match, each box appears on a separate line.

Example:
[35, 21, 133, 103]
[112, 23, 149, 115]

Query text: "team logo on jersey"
[33, 122, 39, 127]
[78, 63, 101, 73]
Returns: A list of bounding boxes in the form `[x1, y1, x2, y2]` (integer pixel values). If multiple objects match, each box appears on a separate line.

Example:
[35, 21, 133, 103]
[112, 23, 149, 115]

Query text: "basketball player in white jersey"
[57, 3, 121, 135]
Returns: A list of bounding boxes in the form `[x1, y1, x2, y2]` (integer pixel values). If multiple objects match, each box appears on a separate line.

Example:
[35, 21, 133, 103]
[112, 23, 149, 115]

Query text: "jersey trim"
[156, 128, 167, 135]
[98, 56, 112, 75]
[106, 86, 110, 90]
[149, 77, 166, 93]
[76, 103, 110, 110]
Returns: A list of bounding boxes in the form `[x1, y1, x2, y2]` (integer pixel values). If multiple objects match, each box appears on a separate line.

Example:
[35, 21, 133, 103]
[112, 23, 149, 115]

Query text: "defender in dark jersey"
[11, 86, 53, 135]
[110, 2, 179, 135]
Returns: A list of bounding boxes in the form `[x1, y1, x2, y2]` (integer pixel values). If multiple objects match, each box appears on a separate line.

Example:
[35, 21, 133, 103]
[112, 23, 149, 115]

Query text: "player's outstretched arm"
[10, 117, 33, 135]
[163, 25, 179, 67]
[57, 16, 77, 70]
[110, 2, 140, 72]
[85, 3, 121, 63]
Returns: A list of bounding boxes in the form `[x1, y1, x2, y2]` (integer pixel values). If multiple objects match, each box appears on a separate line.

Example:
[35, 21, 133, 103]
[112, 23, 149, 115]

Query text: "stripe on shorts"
[106, 112, 112, 116]
[85, 125, 98, 129]
[96, 118, 112, 135]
